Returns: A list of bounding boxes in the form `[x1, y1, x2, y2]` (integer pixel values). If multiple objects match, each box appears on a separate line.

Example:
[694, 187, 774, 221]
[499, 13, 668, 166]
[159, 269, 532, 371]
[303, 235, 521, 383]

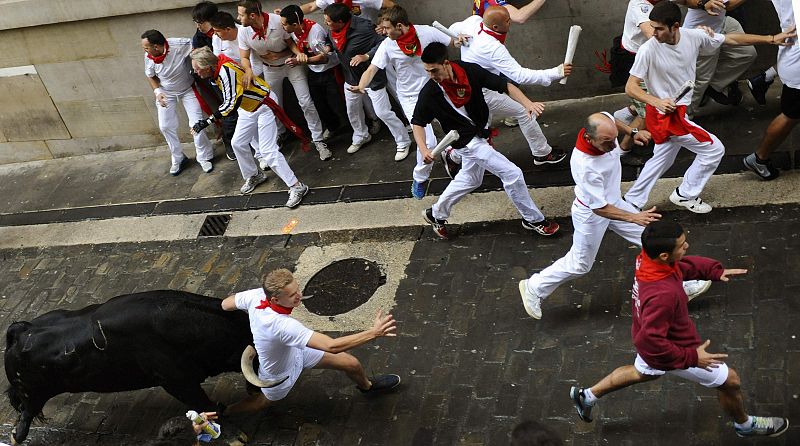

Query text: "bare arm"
[625, 74, 676, 114]
[306, 311, 396, 353]
[615, 118, 652, 148]
[593, 204, 661, 226]
[724, 27, 796, 46]
[300, 1, 318, 14]
[412, 125, 433, 164]
[505, 0, 547, 24]
[639, 22, 655, 40]
[381, 0, 396, 7]
[146, 76, 160, 90]
[354, 63, 379, 93]
[221, 295, 237, 311]
[506, 83, 545, 118]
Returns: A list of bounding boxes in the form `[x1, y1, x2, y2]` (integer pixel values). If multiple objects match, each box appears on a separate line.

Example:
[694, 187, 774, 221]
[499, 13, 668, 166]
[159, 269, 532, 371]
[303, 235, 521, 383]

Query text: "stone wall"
[0, 0, 783, 164]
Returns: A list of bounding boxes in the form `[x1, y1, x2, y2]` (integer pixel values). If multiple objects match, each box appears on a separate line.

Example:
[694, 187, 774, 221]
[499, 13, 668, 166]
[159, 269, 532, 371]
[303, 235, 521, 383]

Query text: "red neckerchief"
[479, 22, 507, 44]
[255, 297, 294, 314]
[204, 28, 215, 38]
[439, 62, 472, 107]
[294, 19, 316, 53]
[335, 0, 354, 7]
[574, 128, 606, 156]
[214, 54, 237, 78]
[252, 12, 271, 40]
[395, 24, 422, 56]
[634, 249, 683, 283]
[331, 21, 351, 51]
[147, 41, 169, 64]
[644, 105, 712, 145]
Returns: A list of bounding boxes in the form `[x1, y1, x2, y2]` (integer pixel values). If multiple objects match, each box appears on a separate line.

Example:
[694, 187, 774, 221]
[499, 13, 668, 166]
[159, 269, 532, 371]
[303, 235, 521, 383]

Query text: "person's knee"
[721, 367, 741, 391]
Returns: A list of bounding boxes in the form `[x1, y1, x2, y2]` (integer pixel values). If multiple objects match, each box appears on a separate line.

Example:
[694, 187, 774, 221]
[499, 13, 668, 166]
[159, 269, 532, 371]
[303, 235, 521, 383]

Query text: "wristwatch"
[630, 127, 639, 137]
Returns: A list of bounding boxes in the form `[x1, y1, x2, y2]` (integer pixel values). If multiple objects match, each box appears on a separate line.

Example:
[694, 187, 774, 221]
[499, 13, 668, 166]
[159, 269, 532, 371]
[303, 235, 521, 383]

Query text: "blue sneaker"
[411, 180, 426, 200]
[569, 386, 594, 422]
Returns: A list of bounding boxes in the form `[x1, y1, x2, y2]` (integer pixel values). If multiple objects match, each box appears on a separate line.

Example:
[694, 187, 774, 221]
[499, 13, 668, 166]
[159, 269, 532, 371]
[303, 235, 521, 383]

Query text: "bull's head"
[240, 346, 289, 388]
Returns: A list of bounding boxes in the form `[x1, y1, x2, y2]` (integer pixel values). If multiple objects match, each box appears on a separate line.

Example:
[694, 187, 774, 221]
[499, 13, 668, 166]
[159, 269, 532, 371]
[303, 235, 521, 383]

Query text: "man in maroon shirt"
[569, 221, 789, 438]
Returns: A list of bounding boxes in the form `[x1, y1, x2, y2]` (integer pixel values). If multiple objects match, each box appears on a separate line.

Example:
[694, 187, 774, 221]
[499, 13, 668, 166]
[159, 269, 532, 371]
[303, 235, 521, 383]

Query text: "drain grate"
[198, 214, 232, 237]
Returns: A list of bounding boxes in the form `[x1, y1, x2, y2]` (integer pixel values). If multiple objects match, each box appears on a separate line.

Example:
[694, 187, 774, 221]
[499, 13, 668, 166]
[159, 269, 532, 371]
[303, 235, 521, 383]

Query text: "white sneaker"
[347, 134, 372, 154]
[503, 117, 519, 127]
[314, 141, 332, 161]
[240, 171, 267, 194]
[669, 188, 712, 214]
[394, 144, 410, 161]
[518, 280, 542, 320]
[683, 280, 711, 301]
[258, 157, 269, 171]
[169, 156, 189, 176]
[286, 183, 309, 208]
[368, 119, 382, 135]
[199, 159, 213, 173]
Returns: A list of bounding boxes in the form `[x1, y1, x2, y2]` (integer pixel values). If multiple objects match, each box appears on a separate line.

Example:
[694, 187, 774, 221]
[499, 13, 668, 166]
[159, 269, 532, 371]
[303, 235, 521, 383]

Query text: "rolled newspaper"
[430, 130, 460, 158]
[673, 79, 695, 103]
[559, 25, 582, 85]
[432, 21, 470, 47]
[794, 1, 800, 43]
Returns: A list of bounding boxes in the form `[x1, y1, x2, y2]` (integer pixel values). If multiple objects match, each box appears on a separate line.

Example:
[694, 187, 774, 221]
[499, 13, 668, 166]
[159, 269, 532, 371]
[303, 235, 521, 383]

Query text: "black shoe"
[748, 72, 773, 105]
[422, 208, 448, 239]
[225, 147, 237, 161]
[442, 149, 461, 179]
[359, 374, 401, 395]
[727, 82, 743, 106]
[743, 153, 780, 180]
[533, 148, 567, 166]
[701, 86, 731, 106]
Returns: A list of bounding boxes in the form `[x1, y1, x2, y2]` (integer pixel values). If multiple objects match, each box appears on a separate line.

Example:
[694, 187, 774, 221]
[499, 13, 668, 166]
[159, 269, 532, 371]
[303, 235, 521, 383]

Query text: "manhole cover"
[302, 258, 386, 316]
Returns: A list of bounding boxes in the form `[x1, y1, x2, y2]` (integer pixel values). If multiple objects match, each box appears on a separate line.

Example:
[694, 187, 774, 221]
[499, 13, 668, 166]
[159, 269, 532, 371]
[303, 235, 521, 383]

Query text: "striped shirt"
[214, 58, 272, 116]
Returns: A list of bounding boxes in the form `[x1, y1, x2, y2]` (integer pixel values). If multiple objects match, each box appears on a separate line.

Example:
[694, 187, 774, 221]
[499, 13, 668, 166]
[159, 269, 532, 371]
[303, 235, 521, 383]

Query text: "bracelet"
[154, 87, 163, 96]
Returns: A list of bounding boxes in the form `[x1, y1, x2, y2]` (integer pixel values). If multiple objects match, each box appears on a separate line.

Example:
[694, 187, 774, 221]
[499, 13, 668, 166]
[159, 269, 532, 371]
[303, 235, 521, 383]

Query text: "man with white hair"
[190, 47, 310, 207]
[142, 29, 214, 176]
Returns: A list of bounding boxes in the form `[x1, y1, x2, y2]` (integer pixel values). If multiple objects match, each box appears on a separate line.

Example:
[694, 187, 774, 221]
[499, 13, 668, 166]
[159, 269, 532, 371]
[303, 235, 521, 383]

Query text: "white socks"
[583, 388, 598, 406]
[734, 416, 754, 430]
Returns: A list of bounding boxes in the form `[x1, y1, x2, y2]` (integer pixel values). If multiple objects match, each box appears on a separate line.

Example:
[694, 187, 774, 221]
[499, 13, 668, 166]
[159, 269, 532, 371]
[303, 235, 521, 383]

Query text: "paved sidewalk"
[0, 204, 797, 445]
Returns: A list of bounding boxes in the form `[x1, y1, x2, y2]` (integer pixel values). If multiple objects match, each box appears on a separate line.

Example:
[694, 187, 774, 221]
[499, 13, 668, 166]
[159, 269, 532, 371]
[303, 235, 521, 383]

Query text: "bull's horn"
[240, 345, 289, 388]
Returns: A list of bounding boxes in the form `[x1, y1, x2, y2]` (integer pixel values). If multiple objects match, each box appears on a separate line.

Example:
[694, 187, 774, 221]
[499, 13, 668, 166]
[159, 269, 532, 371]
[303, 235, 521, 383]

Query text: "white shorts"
[262, 347, 325, 401]
[634, 354, 728, 388]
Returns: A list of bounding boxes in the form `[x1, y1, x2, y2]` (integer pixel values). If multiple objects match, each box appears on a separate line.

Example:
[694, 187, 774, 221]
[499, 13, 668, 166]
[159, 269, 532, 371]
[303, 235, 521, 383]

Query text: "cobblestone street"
[0, 204, 798, 445]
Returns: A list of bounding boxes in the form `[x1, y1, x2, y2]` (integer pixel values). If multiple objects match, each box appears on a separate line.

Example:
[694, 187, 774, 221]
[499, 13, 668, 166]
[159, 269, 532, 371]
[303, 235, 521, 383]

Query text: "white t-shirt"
[371, 25, 451, 99]
[144, 38, 194, 94]
[629, 28, 725, 105]
[450, 15, 561, 86]
[771, 0, 800, 88]
[315, 0, 383, 24]
[572, 145, 624, 209]
[234, 288, 313, 382]
[291, 21, 340, 73]
[238, 13, 291, 65]
[212, 25, 263, 76]
[683, 1, 728, 33]
[621, 0, 655, 53]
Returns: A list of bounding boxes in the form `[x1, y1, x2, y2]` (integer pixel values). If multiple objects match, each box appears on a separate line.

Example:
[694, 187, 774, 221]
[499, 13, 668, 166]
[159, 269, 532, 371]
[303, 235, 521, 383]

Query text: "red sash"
[644, 105, 712, 145]
[396, 24, 422, 56]
[440, 62, 472, 107]
[147, 40, 169, 64]
[479, 22, 507, 44]
[331, 21, 351, 51]
[574, 128, 605, 156]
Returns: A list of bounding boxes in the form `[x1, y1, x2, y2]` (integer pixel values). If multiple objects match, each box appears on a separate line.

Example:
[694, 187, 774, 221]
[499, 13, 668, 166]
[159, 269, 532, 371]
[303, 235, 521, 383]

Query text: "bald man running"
[519, 112, 710, 320]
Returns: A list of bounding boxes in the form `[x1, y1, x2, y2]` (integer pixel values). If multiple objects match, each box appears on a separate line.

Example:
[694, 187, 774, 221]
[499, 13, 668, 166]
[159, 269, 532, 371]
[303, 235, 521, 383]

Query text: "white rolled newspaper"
[559, 25, 582, 85]
[673, 79, 695, 103]
[432, 21, 470, 47]
[430, 130, 460, 158]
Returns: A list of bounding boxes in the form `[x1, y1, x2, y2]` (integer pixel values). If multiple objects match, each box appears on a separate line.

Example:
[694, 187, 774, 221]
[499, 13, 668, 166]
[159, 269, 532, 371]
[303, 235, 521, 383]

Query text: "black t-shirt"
[411, 61, 508, 149]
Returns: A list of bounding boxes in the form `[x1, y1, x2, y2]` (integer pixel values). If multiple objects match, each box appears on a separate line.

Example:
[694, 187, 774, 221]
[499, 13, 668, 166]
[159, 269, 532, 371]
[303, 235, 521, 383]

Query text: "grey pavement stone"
[0, 205, 798, 445]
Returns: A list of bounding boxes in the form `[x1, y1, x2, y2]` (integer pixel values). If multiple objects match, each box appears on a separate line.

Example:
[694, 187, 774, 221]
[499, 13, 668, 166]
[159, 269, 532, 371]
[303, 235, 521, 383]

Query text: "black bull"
[4, 291, 264, 445]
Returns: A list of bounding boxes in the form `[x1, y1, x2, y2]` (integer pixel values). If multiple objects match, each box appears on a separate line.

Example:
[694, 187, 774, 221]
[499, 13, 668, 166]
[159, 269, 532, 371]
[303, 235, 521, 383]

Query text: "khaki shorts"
[632, 81, 649, 118]
[634, 353, 728, 388]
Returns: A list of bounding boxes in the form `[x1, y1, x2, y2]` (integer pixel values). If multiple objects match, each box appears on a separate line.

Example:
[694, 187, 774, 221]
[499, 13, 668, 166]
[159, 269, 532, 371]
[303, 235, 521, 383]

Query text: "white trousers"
[524, 199, 642, 299]
[432, 137, 544, 222]
[263, 64, 324, 142]
[395, 95, 438, 183]
[156, 88, 213, 164]
[231, 95, 298, 187]
[344, 83, 411, 147]
[690, 16, 757, 113]
[624, 125, 725, 209]
[484, 89, 551, 157]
